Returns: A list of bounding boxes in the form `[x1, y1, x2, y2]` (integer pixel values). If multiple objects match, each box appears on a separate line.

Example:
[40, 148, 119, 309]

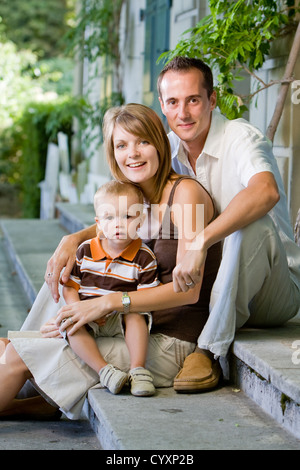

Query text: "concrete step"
[1, 206, 300, 450]
[1, 218, 69, 304]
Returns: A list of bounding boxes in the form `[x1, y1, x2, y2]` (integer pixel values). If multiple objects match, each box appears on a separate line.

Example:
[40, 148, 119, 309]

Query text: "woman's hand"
[40, 317, 63, 338]
[45, 225, 97, 303]
[55, 296, 114, 336]
[45, 234, 78, 303]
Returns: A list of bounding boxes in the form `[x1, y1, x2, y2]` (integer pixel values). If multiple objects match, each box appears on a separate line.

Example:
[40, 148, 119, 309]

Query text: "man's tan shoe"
[173, 350, 222, 392]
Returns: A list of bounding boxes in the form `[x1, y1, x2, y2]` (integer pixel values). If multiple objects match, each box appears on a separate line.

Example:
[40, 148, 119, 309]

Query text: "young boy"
[61, 181, 159, 396]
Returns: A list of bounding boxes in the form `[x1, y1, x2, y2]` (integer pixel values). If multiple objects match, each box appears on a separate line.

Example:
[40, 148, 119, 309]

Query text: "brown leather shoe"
[173, 351, 221, 393]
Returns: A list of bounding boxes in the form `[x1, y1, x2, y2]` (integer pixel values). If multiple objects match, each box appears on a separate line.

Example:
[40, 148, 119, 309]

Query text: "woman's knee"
[5, 343, 32, 379]
[0, 338, 10, 356]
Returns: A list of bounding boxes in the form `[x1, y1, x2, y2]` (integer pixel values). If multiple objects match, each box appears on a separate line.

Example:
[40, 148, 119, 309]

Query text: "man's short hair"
[157, 56, 214, 99]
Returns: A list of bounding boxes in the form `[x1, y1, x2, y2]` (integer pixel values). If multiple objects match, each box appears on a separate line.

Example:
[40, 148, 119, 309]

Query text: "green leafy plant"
[1, 97, 91, 218]
[159, 0, 299, 121]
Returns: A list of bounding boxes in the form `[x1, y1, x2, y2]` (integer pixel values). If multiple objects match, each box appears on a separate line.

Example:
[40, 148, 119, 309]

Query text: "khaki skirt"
[10, 283, 195, 419]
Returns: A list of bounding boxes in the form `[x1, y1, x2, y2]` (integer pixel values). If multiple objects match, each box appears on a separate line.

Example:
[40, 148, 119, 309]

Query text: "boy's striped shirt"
[64, 237, 159, 299]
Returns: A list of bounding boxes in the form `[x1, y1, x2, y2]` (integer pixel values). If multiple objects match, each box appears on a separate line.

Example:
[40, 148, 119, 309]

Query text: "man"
[156, 56, 300, 391]
[46, 57, 300, 393]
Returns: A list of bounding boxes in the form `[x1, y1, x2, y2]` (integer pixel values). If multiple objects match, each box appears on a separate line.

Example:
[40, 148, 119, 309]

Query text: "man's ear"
[159, 97, 166, 116]
[210, 90, 217, 111]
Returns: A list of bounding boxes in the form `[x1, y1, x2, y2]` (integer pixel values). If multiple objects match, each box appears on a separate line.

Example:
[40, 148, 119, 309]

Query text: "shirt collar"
[90, 237, 142, 262]
[202, 109, 227, 159]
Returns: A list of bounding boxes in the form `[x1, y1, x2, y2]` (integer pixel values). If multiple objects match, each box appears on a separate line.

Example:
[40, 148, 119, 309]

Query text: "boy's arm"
[45, 224, 97, 303]
[63, 285, 81, 305]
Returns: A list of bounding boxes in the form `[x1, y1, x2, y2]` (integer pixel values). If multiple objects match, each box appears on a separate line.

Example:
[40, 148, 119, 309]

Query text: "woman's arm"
[45, 224, 97, 303]
[56, 280, 201, 336]
[57, 179, 213, 335]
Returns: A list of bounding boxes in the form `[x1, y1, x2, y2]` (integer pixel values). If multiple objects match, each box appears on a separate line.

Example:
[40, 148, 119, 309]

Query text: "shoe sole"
[173, 374, 221, 393]
[131, 389, 155, 397]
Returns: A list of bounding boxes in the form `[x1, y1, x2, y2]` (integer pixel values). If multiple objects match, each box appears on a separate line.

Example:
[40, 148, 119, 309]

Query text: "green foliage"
[30, 57, 75, 95]
[65, 0, 124, 63]
[0, 40, 37, 127]
[159, 0, 298, 119]
[0, 0, 72, 58]
[0, 0, 79, 217]
[0, 97, 91, 218]
[0, 38, 75, 131]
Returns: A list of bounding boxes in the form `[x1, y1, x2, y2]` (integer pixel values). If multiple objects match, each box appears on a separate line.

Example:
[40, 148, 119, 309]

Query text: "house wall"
[249, 36, 300, 225]
[120, 1, 146, 104]
[78, 0, 300, 224]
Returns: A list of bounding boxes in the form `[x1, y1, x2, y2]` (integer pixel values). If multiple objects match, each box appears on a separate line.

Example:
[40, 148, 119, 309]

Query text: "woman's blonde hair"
[103, 103, 177, 204]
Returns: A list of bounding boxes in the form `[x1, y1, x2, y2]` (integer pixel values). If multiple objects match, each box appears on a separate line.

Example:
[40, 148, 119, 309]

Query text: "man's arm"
[45, 224, 97, 302]
[172, 171, 280, 292]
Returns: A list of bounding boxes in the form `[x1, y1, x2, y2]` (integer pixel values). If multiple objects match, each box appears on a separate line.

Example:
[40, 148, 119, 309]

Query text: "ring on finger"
[47, 272, 53, 277]
[68, 317, 74, 324]
[186, 281, 195, 287]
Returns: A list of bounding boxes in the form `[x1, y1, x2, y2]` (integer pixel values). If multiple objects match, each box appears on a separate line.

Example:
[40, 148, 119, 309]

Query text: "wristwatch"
[122, 292, 131, 314]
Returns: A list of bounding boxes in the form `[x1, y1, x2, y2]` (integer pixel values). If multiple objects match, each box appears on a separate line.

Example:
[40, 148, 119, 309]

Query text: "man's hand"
[172, 245, 207, 293]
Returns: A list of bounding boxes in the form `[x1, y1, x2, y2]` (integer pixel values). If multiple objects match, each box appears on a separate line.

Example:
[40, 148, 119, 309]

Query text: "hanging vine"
[65, 0, 125, 94]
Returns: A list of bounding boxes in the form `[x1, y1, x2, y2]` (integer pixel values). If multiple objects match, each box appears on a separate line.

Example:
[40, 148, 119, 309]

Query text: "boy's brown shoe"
[173, 350, 221, 392]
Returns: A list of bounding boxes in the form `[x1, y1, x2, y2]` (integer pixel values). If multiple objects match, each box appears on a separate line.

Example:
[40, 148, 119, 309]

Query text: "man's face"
[159, 68, 216, 148]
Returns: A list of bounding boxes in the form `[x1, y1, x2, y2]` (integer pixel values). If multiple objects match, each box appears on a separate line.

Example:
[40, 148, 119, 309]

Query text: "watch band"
[122, 292, 131, 314]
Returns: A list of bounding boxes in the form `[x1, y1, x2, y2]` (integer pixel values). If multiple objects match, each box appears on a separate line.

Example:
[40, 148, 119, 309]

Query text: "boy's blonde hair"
[94, 180, 144, 213]
[103, 103, 177, 204]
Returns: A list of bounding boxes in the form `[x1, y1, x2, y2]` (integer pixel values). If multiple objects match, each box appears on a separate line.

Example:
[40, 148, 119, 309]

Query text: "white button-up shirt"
[169, 109, 300, 289]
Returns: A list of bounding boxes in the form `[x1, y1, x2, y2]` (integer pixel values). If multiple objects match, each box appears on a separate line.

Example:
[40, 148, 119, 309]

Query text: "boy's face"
[95, 192, 144, 242]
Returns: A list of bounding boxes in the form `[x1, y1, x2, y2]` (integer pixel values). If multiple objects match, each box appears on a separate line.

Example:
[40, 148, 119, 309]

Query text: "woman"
[0, 104, 220, 420]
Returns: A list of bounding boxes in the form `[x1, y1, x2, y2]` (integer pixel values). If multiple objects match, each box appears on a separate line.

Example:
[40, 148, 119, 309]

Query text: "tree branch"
[247, 77, 295, 100]
[266, 21, 300, 142]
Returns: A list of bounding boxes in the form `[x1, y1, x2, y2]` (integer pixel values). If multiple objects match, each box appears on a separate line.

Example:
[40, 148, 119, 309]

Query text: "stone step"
[1, 207, 300, 449]
[1, 219, 68, 304]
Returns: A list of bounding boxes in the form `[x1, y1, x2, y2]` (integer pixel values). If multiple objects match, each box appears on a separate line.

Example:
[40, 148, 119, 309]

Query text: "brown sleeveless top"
[148, 177, 221, 344]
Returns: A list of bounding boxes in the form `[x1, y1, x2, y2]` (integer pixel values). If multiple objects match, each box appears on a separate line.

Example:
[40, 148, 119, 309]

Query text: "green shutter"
[143, 0, 171, 116]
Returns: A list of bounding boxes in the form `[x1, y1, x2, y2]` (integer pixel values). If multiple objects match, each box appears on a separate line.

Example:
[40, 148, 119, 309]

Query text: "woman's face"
[113, 124, 159, 191]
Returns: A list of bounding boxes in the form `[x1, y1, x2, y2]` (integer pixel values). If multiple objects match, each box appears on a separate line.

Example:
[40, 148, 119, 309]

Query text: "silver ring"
[68, 317, 73, 324]
[186, 281, 194, 287]
[47, 272, 53, 277]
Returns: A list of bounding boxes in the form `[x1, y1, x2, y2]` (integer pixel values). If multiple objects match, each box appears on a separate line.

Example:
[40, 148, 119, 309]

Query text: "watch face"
[122, 293, 130, 306]
[122, 293, 130, 313]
